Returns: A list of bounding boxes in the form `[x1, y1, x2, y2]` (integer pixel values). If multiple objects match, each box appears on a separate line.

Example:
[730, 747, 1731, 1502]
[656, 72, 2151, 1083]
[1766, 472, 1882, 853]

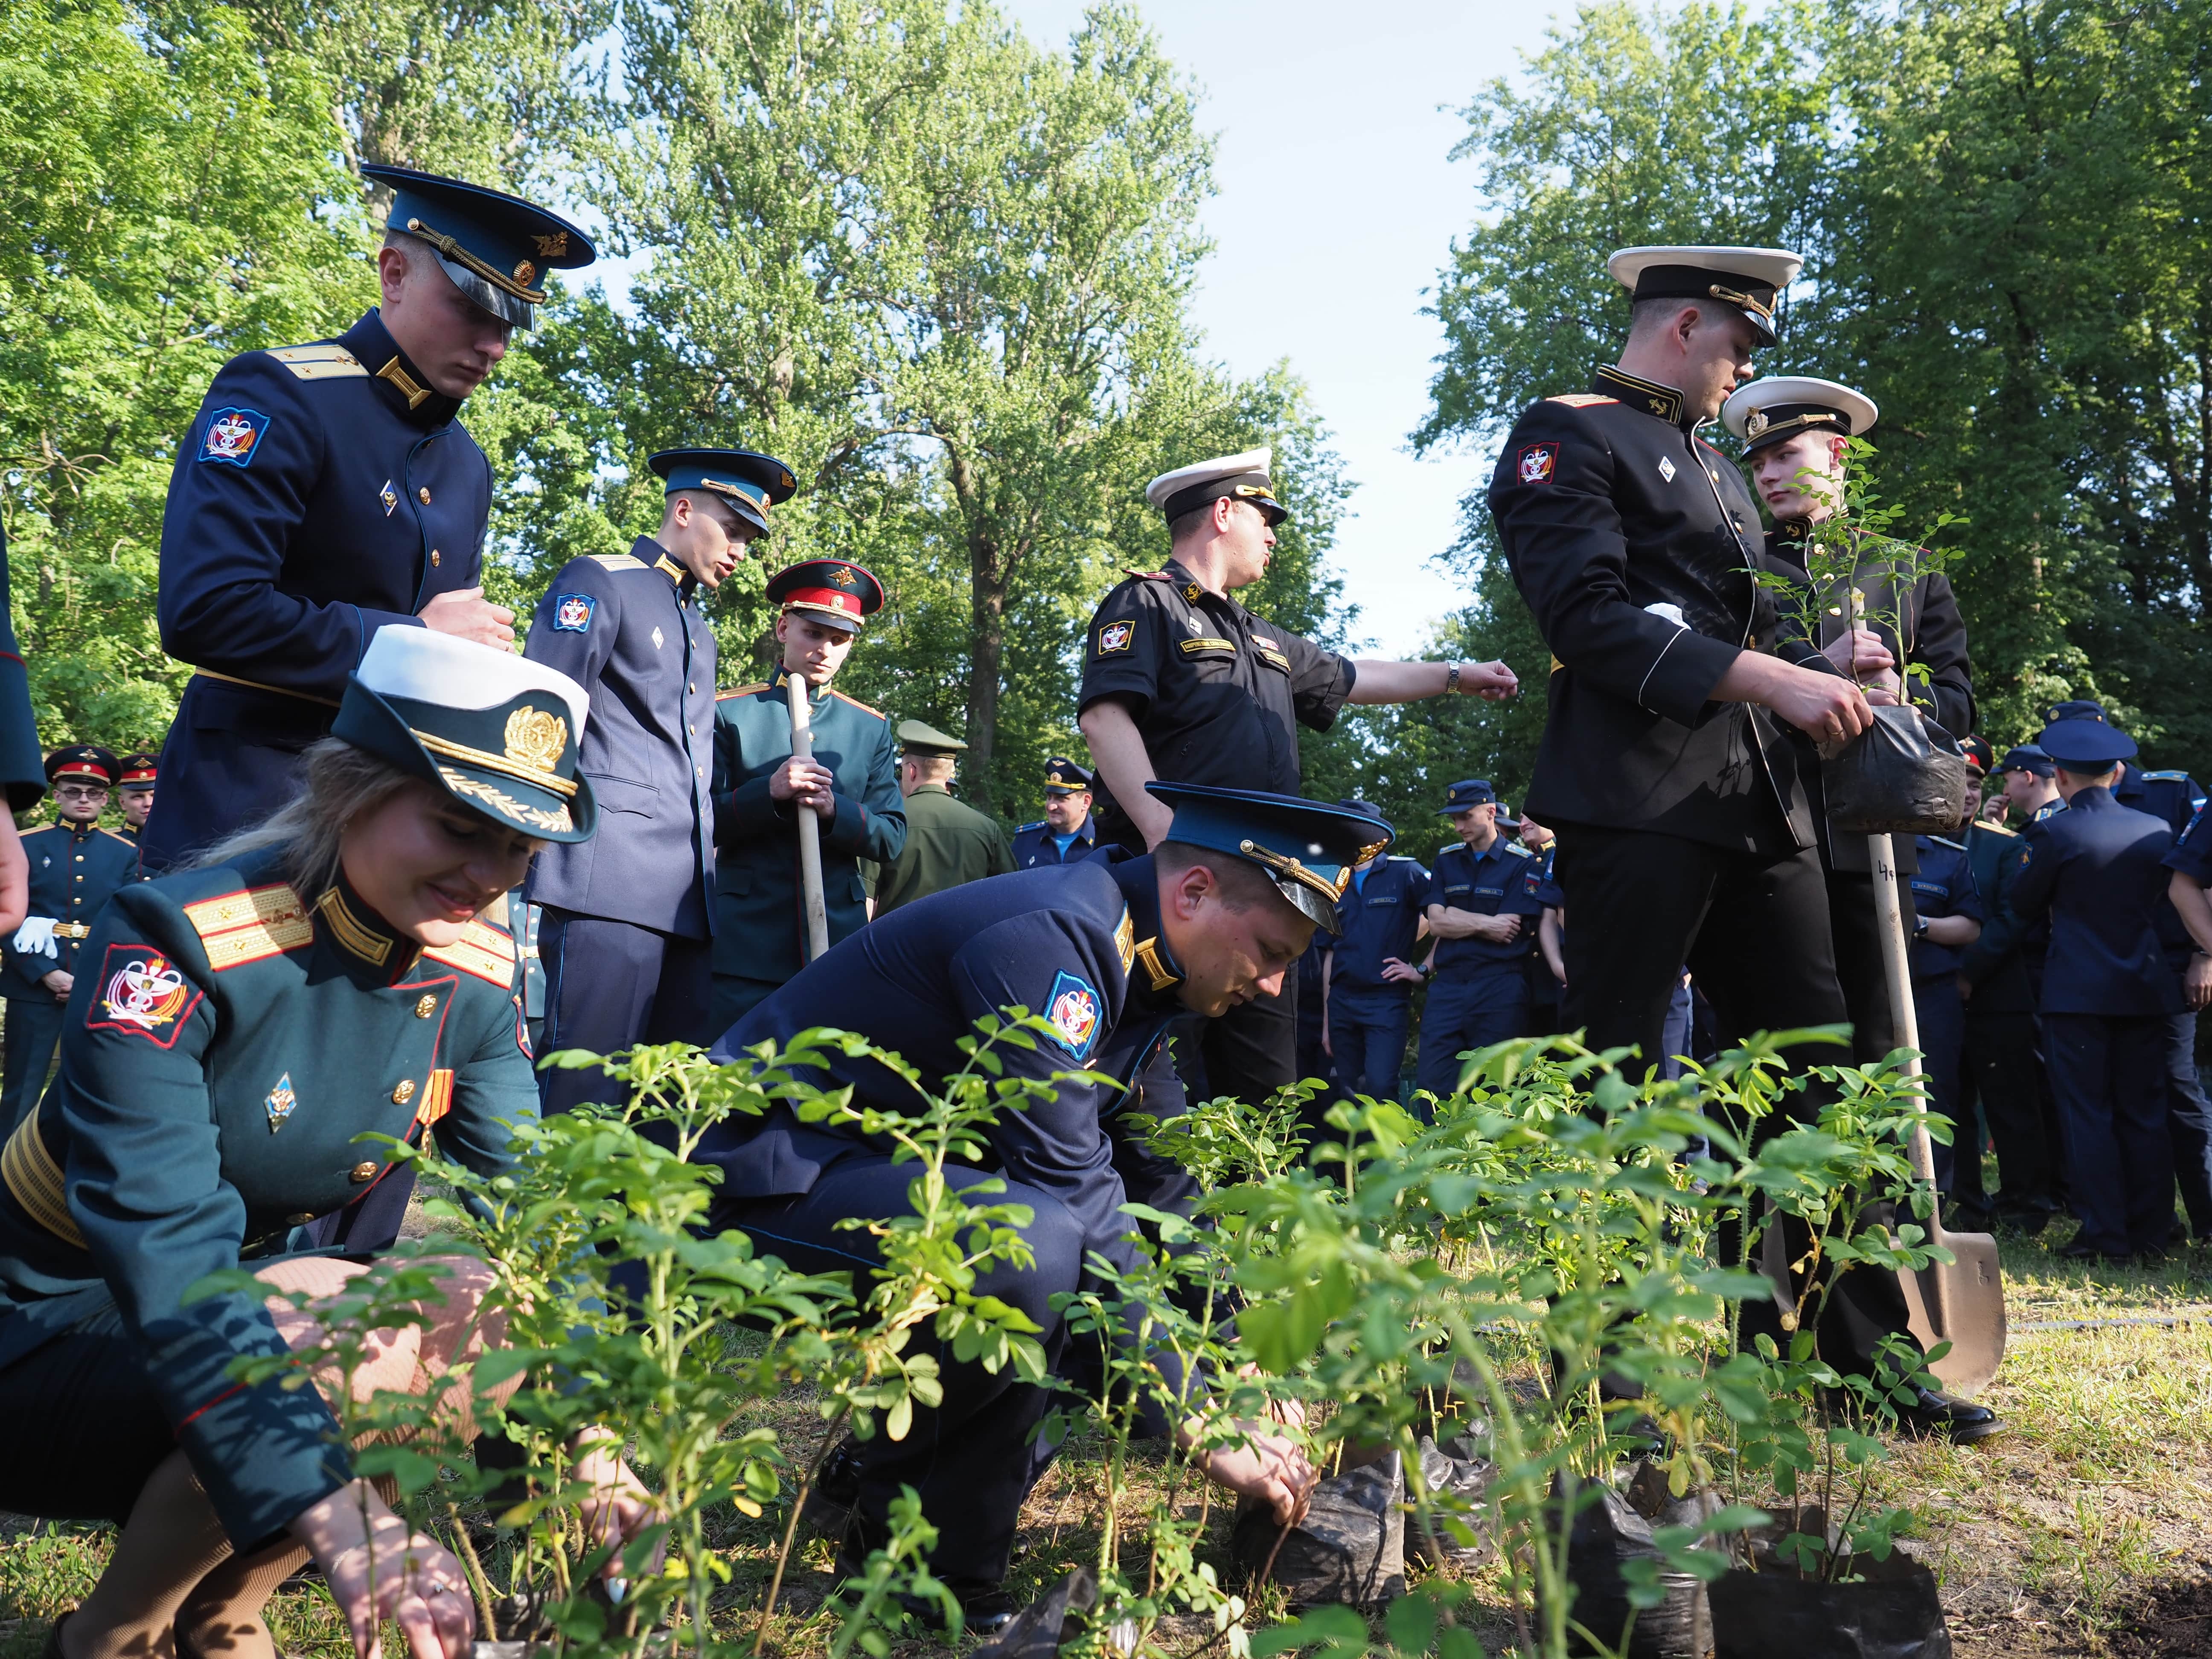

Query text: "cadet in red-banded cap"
[114, 751, 159, 841]
[707, 557, 905, 1033]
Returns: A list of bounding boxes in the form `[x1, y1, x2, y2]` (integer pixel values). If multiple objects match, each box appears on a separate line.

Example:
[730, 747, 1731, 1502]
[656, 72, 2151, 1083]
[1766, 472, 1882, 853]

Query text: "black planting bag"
[1822, 703, 1970, 835]
[1708, 1550, 1952, 1659]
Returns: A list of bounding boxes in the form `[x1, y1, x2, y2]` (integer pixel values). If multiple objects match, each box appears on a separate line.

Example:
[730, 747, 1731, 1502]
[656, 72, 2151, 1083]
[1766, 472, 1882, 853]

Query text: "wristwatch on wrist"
[1912, 916, 1930, 939]
[1445, 661, 1461, 694]
[1418, 962, 1434, 979]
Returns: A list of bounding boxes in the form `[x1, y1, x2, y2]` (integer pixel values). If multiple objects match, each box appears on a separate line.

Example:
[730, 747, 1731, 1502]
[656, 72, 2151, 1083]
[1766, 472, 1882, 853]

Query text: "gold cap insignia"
[830, 565, 859, 588]
[533, 231, 570, 256]
[1744, 408, 1769, 439]
[513, 259, 536, 285]
[504, 707, 568, 771]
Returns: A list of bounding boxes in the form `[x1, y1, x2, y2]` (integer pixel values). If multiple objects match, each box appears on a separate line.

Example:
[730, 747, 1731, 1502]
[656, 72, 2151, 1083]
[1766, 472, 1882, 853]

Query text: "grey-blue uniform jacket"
[0, 848, 534, 1545]
[146, 311, 492, 870]
[701, 851, 1192, 1277]
[2007, 786, 2183, 1016]
[523, 539, 716, 937]
[1010, 816, 1098, 868]
[1, 824, 144, 999]
[710, 668, 905, 987]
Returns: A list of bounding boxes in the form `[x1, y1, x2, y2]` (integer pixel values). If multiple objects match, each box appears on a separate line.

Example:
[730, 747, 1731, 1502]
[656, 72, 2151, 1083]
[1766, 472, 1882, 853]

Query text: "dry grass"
[6, 1207, 2212, 1656]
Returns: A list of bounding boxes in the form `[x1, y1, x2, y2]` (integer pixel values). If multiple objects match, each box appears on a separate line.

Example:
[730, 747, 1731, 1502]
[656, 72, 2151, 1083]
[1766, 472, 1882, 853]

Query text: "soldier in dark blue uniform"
[2042, 700, 2212, 1244]
[710, 559, 905, 1032]
[1009, 756, 1099, 867]
[145, 166, 594, 871]
[3, 748, 142, 1129]
[114, 751, 158, 845]
[1078, 448, 1515, 1108]
[0, 628, 657, 1659]
[696, 783, 1373, 1627]
[1416, 780, 1546, 1102]
[1907, 822, 1985, 1210]
[2008, 719, 2183, 1261]
[525, 448, 793, 1115]
[1322, 799, 1430, 1103]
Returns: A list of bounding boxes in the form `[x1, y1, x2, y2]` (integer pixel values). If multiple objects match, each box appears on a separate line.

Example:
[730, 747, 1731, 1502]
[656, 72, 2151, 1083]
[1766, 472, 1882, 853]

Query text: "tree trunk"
[966, 529, 1005, 818]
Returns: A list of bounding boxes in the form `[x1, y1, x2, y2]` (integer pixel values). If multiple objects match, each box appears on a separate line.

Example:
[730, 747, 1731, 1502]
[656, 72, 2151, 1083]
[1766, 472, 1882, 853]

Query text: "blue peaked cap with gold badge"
[361, 163, 595, 331]
[333, 627, 599, 842]
[649, 448, 797, 538]
[1146, 781, 1394, 933]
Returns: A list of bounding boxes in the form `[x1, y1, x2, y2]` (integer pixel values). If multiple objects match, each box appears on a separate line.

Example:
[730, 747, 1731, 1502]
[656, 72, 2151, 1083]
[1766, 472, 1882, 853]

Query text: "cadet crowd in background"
[1, 158, 2208, 1650]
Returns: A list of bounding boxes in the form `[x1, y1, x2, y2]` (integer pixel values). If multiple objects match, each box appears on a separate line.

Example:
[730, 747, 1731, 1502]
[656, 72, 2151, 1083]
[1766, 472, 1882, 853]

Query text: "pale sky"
[1003, 0, 1566, 656]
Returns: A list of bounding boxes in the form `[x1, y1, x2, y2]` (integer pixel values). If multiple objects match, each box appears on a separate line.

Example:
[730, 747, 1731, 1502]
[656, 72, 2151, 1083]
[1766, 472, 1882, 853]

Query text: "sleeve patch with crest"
[1042, 969, 1103, 1062]
[199, 407, 271, 468]
[1516, 443, 1560, 484]
[1096, 620, 1135, 655]
[551, 593, 596, 633]
[86, 943, 204, 1048]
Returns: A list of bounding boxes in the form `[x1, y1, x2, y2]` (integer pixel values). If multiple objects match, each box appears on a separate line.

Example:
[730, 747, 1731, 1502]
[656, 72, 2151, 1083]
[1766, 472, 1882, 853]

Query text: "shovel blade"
[1897, 1223, 2007, 1397]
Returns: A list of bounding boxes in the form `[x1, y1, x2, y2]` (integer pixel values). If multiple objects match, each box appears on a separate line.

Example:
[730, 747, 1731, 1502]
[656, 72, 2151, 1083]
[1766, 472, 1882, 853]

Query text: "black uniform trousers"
[1961, 1010, 2060, 1211]
[1552, 824, 1920, 1380]
[538, 910, 715, 1115]
[0, 1300, 180, 1524]
[2155, 992, 2212, 1238]
[2044, 1013, 2172, 1256]
[711, 1160, 1081, 1586]
[0, 994, 66, 1131]
[1912, 976, 1972, 1199]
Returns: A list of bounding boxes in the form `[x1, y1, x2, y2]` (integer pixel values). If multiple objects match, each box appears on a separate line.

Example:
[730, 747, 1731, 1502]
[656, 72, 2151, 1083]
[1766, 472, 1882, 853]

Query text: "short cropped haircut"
[905, 753, 956, 783]
[1625, 294, 1734, 343]
[1155, 839, 1289, 913]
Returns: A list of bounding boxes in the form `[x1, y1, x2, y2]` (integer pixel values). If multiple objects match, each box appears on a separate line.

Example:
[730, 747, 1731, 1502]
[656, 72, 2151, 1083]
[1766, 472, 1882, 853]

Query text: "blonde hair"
[904, 753, 956, 784]
[189, 739, 418, 894]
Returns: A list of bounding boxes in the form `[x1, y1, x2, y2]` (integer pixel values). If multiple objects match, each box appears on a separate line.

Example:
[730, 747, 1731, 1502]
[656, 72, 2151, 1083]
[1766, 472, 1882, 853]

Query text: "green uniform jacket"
[711, 668, 905, 990]
[0, 847, 536, 1546]
[873, 783, 1015, 916]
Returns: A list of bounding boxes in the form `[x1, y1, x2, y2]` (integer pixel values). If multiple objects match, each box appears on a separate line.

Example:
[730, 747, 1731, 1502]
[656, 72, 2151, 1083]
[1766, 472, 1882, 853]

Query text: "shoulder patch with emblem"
[1097, 620, 1135, 655]
[551, 593, 595, 634]
[183, 882, 313, 970]
[830, 688, 885, 719]
[198, 407, 271, 468]
[86, 943, 202, 1047]
[265, 343, 368, 382]
[718, 683, 770, 701]
[1515, 442, 1560, 484]
[424, 918, 518, 988]
[1042, 969, 1103, 1062]
[1545, 393, 1618, 407]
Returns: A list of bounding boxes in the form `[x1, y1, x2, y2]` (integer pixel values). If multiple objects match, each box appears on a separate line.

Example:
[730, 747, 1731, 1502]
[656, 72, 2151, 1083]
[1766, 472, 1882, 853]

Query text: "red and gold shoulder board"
[183, 883, 314, 971]
[424, 918, 518, 987]
[830, 688, 884, 719]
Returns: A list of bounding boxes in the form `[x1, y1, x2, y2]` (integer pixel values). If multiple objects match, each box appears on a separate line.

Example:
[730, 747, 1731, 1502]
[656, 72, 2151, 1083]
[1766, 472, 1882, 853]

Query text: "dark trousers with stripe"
[538, 910, 714, 1115]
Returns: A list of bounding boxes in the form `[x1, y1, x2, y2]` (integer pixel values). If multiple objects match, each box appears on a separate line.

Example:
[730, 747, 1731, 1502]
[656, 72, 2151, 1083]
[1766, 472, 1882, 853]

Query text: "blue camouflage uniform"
[1417, 837, 1547, 1100]
[1325, 850, 1431, 1103]
[709, 669, 905, 1032]
[0, 847, 535, 1530]
[524, 537, 719, 1112]
[694, 784, 1381, 1599]
[1907, 833, 1985, 1199]
[2008, 728, 2181, 1258]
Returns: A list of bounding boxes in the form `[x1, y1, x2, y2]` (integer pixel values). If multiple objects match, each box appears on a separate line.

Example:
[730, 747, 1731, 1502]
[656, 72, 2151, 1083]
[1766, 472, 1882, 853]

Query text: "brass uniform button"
[74, 854, 83, 863]
[349, 1161, 379, 1183]
[391, 1079, 417, 1105]
[430, 548, 442, 568]
[418, 486, 432, 505]
[287, 1212, 315, 1226]
[414, 994, 437, 1018]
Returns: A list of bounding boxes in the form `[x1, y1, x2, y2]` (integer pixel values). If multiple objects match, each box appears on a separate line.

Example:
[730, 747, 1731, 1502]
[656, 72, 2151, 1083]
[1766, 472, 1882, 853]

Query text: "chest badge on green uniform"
[265, 1072, 298, 1133]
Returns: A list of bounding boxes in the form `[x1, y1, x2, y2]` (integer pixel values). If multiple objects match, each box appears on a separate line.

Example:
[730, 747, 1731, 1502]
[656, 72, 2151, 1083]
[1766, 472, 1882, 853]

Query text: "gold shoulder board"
[830, 688, 885, 719]
[587, 553, 653, 570]
[424, 918, 517, 987]
[267, 344, 369, 382]
[1545, 393, 1618, 407]
[183, 882, 313, 970]
[718, 683, 770, 701]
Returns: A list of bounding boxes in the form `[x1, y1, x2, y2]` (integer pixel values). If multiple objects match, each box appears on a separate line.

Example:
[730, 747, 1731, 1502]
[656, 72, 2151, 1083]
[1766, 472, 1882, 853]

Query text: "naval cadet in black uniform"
[3, 748, 142, 1129]
[696, 784, 1373, 1627]
[2008, 718, 2183, 1260]
[710, 560, 904, 1030]
[1724, 375, 1976, 1063]
[1078, 448, 1516, 1108]
[1488, 247, 1995, 1436]
[145, 166, 594, 871]
[0, 629, 658, 1659]
[1009, 757, 1099, 867]
[525, 448, 793, 1115]
[2041, 699, 2212, 1244]
[115, 751, 158, 844]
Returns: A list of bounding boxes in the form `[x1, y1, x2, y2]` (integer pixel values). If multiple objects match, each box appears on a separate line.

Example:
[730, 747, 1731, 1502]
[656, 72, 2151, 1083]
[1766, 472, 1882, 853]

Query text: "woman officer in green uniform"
[0, 626, 654, 1659]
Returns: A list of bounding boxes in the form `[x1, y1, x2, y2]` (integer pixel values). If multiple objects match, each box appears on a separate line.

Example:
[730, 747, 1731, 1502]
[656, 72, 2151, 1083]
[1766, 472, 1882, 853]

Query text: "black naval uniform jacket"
[523, 538, 718, 939]
[1765, 525, 1975, 877]
[1488, 366, 1831, 855]
[0, 823, 144, 1000]
[0, 849, 535, 1545]
[148, 310, 492, 870]
[1077, 559, 1355, 849]
[701, 851, 1194, 1278]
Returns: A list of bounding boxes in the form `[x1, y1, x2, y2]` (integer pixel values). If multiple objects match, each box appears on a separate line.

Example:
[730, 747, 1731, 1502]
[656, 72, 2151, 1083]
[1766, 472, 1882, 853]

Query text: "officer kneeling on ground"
[694, 784, 1382, 1628]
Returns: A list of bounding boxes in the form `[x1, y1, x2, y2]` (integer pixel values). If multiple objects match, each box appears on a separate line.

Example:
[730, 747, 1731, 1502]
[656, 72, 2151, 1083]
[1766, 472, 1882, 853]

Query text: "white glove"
[11, 917, 57, 958]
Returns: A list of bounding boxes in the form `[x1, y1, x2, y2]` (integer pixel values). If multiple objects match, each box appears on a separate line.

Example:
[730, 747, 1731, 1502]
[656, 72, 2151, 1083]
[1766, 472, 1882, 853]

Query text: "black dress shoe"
[1895, 1386, 2003, 1444]
[42, 1613, 70, 1659]
[2056, 1239, 2127, 1262]
[803, 1437, 864, 1534]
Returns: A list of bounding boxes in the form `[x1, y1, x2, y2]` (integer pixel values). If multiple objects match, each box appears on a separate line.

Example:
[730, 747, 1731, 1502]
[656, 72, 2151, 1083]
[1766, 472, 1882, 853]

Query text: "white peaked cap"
[359, 624, 591, 739]
[1144, 448, 1273, 511]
